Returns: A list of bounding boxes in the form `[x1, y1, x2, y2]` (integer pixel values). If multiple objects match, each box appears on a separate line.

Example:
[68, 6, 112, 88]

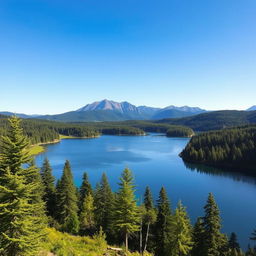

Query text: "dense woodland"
[158, 110, 256, 131]
[166, 126, 194, 137]
[181, 125, 256, 175]
[0, 117, 255, 256]
[0, 115, 194, 146]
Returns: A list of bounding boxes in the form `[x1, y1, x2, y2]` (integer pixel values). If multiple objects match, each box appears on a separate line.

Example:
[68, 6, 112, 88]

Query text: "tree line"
[0, 117, 255, 256]
[181, 125, 256, 175]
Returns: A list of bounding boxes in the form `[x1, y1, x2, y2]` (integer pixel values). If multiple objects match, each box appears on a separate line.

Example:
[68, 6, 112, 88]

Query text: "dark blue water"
[35, 134, 256, 249]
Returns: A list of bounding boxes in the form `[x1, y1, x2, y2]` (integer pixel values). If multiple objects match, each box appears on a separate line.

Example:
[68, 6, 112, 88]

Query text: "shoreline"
[29, 135, 100, 156]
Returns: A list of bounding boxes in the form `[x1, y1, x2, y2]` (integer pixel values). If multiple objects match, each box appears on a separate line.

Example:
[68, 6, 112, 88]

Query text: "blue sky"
[0, 0, 255, 114]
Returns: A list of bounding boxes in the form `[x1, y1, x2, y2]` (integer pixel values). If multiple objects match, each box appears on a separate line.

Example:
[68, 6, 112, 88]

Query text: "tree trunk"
[125, 232, 128, 252]
[140, 217, 143, 254]
[143, 223, 150, 253]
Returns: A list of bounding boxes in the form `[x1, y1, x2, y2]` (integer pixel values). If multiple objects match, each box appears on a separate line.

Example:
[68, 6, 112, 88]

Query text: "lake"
[35, 133, 256, 249]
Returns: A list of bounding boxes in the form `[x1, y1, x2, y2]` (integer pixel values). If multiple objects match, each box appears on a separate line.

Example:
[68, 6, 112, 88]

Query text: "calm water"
[35, 134, 256, 249]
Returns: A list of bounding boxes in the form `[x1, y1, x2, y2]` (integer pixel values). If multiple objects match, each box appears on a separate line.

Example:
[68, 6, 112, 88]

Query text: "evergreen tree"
[155, 187, 172, 256]
[191, 217, 205, 256]
[79, 192, 96, 235]
[250, 229, 256, 241]
[79, 172, 93, 212]
[40, 158, 56, 217]
[113, 168, 140, 251]
[94, 173, 114, 237]
[229, 232, 240, 250]
[170, 201, 193, 256]
[0, 116, 46, 256]
[203, 193, 224, 256]
[142, 186, 156, 253]
[56, 160, 79, 233]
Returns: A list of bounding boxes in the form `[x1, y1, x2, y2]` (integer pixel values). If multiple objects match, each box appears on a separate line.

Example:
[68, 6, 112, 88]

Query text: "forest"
[157, 110, 256, 131]
[0, 117, 255, 256]
[180, 125, 256, 175]
[0, 115, 194, 146]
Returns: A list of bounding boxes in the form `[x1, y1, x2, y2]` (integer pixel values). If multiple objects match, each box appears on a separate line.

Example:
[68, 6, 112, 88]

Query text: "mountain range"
[0, 99, 255, 122]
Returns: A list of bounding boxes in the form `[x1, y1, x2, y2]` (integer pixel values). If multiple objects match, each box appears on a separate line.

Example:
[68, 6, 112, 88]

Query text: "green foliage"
[40, 227, 108, 256]
[191, 217, 205, 256]
[94, 173, 114, 237]
[56, 160, 79, 233]
[79, 172, 93, 212]
[155, 187, 172, 256]
[114, 168, 140, 251]
[170, 201, 193, 256]
[40, 158, 56, 217]
[158, 110, 256, 131]
[203, 193, 227, 256]
[229, 232, 240, 250]
[79, 192, 96, 235]
[166, 126, 194, 137]
[181, 125, 256, 174]
[0, 117, 47, 256]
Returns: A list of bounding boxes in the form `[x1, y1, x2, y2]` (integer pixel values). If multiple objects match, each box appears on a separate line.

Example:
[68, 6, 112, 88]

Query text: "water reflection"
[183, 161, 256, 185]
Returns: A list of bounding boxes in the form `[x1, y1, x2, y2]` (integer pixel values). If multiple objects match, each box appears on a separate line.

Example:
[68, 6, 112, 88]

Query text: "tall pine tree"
[155, 187, 172, 256]
[203, 193, 225, 256]
[56, 160, 79, 234]
[170, 201, 193, 256]
[94, 173, 114, 237]
[191, 217, 205, 256]
[0, 116, 46, 256]
[79, 172, 93, 213]
[142, 186, 156, 254]
[40, 158, 56, 217]
[113, 168, 140, 251]
[79, 192, 96, 235]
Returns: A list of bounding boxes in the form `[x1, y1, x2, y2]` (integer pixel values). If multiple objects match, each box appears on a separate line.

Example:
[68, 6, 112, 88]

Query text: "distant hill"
[247, 105, 256, 111]
[0, 111, 39, 119]
[36, 99, 206, 122]
[156, 110, 256, 131]
[152, 106, 205, 119]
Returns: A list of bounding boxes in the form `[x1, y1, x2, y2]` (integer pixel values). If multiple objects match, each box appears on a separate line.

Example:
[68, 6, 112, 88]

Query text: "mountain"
[2, 100, 207, 122]
[247, 106, 256, 111]
[156, 110, 256, 131]
[152, 105, 205, 119]
[0, 111, 39, 119]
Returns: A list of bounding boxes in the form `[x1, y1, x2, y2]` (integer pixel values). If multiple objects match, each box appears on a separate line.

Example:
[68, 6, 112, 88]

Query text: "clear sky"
[0, 0, 255, 114]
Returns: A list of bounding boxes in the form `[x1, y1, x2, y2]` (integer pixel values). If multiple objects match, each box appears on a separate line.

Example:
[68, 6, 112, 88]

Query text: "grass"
[39, 228, 153, 256]
[28, 145, 45, 155]
[59, 134, 80, 139]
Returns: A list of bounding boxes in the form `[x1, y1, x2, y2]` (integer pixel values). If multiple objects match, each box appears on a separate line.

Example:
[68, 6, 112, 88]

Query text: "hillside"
[40, 228, 152, 256]
[156, 110, 256, 131]
[180, 125, 256, 174]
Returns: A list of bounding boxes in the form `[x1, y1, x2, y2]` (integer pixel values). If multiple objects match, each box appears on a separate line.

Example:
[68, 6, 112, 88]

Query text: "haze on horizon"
[0, 0, 255, 115]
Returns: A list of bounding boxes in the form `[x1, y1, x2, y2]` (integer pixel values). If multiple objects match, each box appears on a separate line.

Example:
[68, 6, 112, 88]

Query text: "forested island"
[180, 125, 256, 175]
[0, 117, 255, 256]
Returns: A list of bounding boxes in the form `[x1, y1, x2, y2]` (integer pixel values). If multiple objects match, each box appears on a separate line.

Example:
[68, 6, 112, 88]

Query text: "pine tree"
[79, 172, 93, 212]
[191, 217, 205, 256]
[155, 186, 172, 256]
[229, 232, 240, 250]
[79, 192, 96, 235]
[0, 116, 46, 256]
[94, 173, 114, 236]
[40, 158, 56, 217]
[170, 201, 193, 256]
[203, 193, 223, 256]
[250, 229, 256, 241]
[113, 168, 140, 251]
[56, 160, 79, 234]
[142, 186, 156, 253]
